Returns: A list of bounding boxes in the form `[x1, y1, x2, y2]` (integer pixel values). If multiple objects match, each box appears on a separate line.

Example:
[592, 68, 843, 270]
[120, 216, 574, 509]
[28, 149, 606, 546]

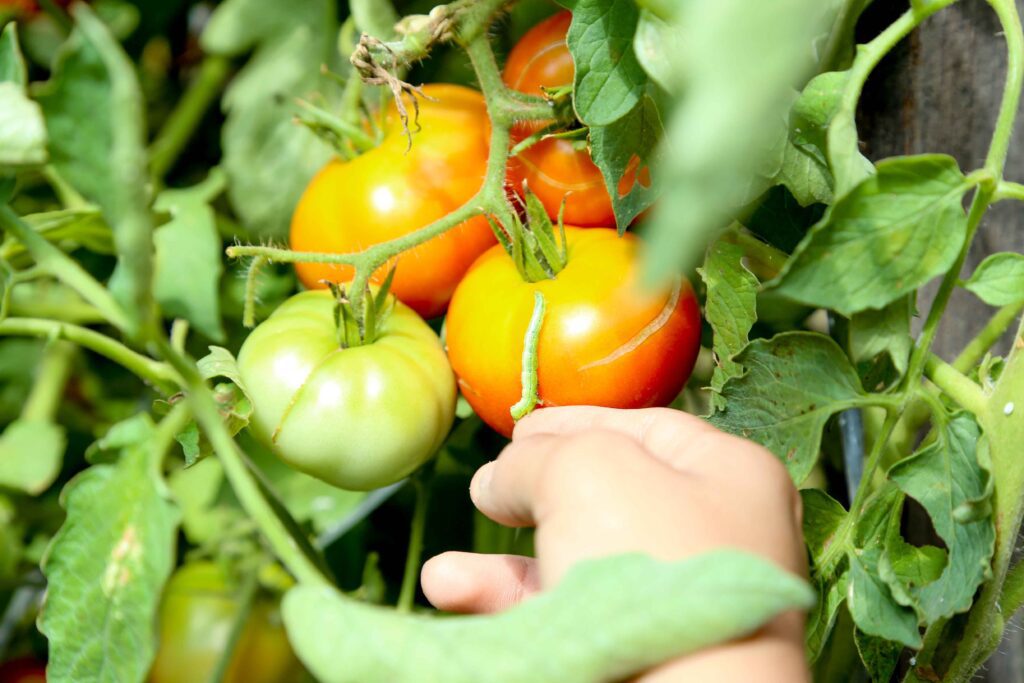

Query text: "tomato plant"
[237, 289, 456, 491]
[289, 84, 495, 319]
[149, 562, 302, 683]
[2, 0, 1024, 682]
[447, 227, 700, 437]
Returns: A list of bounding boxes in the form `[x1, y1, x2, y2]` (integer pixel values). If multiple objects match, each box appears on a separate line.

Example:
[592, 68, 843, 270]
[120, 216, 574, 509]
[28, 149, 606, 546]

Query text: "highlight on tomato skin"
[502, 10, 645, 228]
[445, 227, 702, 437]
[289, 83, 496, 320]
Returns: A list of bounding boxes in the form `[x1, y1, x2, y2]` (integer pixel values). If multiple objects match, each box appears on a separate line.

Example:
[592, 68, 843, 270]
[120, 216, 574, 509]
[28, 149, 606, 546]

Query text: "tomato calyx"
[494, 185, 569, 283]
[326, 268, 396, 348]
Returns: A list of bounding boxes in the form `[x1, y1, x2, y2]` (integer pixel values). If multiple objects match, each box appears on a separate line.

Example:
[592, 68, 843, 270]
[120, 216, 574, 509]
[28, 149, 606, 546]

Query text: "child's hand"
[421, 406, 810, 682]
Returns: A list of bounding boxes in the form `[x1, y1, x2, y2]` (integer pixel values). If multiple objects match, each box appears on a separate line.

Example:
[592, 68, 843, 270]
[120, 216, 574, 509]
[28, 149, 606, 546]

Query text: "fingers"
[420, 552, 540, 614]
[513, 406, 722, 471]
[471, 430, 658, 527]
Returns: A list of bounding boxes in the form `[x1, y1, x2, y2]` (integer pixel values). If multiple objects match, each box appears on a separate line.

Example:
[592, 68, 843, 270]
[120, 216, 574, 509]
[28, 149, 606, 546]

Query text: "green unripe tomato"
[149, 562, 302, 683]
[237, 290, 457, 490]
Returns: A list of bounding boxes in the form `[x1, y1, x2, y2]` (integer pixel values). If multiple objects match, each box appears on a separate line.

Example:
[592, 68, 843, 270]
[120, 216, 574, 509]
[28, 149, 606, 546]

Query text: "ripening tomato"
[502, 11, 644, 227]
[237, 290, 456, 490]
[0, 657, 46, 683]
[446, 228, 701, 437]
[149, 563, 302, 683]
[290, 84, 495, 319]
[502, 10, 574, 136]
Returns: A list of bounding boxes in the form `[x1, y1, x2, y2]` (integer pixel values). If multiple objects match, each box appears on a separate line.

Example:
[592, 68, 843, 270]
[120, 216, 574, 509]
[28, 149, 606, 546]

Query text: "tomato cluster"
[239, 10, 700, 489]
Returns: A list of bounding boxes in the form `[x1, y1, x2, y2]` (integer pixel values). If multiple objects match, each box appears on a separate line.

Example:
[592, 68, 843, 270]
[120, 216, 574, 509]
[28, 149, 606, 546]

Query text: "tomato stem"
[397, 462, 435, 613]
[149, 54, 233, 183]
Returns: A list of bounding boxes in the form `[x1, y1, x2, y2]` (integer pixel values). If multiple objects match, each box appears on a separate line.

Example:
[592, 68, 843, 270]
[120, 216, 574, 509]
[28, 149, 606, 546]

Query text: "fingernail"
[471, 463, 494, 504]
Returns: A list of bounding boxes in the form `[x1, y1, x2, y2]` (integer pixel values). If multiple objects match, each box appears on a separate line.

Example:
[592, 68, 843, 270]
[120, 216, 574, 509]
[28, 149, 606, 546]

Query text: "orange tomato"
[445, 228, 701, 436]
[290, 84, 495, 319]
[503, 11, 640, 227]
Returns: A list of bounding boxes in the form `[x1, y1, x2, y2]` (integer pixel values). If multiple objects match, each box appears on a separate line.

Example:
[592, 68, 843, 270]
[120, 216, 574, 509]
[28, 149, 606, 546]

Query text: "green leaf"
[197, 346, 247, 393]
[22, 209, 113, 254]
[790, 69, 873, 200]
[153, 171, 227, 341]
[849, 295, 913, 378]
[963, 252, 1024, 306]
[0, 82, 48, 168]
[642, 0, 839, 280]
[778, 131, 833, 207]
[167, 457, 243, 546]
[886, 413, 995, 623]
[203, 0, 338, 238]
[854, 629, 902, 683]
[0, 23, 27, 87]
[567, 0, 647, 126]
[632, 10, 675, 94]
[589, 93, 662, 231]
[771, 155, 969, 316]
[802, 489, 849, 563]
[284, 551, 814, 683]
[0, 419, 65, 494]
[39, 416, 179, 683]
[709, 332, 869, 483]
[35, 4, 153, 331]
[806, 576, 847, 662]
[846, 489, 922, 651]
[698, 240, 758, 412]
[744, 186, 825, 253]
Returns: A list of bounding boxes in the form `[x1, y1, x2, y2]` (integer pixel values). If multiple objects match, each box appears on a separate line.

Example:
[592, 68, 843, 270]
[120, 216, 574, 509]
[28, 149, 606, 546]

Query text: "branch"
[0, 317, 178, 394]
[954, 301, 1024, 373]
[924, 354, 988, 417]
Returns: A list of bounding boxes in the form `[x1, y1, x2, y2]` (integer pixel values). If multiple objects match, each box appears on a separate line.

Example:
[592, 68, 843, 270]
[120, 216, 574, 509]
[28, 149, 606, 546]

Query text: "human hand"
[421, 406, 809, 682]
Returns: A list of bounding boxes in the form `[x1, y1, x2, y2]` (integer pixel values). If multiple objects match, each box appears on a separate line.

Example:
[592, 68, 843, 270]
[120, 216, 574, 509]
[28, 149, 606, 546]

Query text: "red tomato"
[502, 11, 644, 227]
[445, 228, 701, 436]
[290, 84, 495, 319]
[0, 657, 46, 683]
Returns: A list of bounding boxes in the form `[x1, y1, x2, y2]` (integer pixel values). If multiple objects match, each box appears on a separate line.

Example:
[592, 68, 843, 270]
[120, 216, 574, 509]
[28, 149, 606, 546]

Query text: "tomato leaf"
[885, 413, 995, 623]
[632, 10, 675, 94]
[283, 551, 814, 683]
[202, 0, 338, 239]
[197, 345, 247, 394]
[698, 240, 758, 412]
[963, 252, 1024, 306]
[153, 170, 227, 342]
[35, 4, 153, 330]
[38, 415, 180, 683]
[846, 485, 922, 649]
[0, 23, 27, 87]
[0, 419, 65, 495]
[567, 0, 648, 127]
[709, 332, 869, 484]
[771, 154, 970, 316]
[807, 576, 848, 663]
[849, 295, 913, 379]
[854, 628, 902, 682]
[588, 92, 662, 231]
